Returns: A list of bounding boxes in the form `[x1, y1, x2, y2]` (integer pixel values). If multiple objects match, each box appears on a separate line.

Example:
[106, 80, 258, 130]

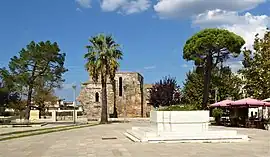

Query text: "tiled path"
[0, 121, 270, 157]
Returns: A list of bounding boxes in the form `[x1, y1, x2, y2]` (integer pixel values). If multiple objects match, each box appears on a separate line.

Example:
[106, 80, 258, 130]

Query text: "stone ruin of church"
[78, 72, 152, 120]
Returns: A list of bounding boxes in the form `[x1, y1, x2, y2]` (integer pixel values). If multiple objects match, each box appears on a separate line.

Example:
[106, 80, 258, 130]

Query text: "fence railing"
[37, 110, 86, 122]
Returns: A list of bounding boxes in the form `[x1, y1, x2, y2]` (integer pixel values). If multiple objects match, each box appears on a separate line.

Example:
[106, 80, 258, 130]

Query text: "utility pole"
[72, 84, 76, 124]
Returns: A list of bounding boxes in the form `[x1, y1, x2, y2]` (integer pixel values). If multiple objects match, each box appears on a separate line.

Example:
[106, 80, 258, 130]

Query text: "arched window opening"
[119, 77, 123, 96]
[95, 92, 99, 102]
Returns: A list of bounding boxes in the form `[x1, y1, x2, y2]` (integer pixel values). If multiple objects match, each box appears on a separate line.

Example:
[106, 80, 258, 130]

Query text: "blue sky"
[0, 0, 269, 101]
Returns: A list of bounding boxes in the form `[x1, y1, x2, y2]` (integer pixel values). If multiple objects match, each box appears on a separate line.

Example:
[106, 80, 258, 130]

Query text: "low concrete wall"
[9, 110, 85, 123]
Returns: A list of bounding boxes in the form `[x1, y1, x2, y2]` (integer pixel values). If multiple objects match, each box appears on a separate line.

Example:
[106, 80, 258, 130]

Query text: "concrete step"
[131, 127, 157, 138]
[123, 132, 141, 142]
[124, 127, 249, 143]
[158, 130, 238, 137]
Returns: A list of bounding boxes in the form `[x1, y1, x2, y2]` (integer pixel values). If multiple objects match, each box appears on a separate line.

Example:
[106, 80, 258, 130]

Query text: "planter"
[150, 110, 209, 133]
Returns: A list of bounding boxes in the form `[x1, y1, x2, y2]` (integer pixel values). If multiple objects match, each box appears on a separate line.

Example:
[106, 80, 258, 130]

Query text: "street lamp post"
[72, 84, 76, 124]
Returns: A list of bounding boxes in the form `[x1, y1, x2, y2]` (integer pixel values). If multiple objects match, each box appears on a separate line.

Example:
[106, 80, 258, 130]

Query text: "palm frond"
[84, 34, 123, 83]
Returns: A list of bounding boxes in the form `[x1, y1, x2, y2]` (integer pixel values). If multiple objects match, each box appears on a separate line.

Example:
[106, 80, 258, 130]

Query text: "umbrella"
[263, 98, 270, 102]
[210, 100, 234, 107]
[229, 98, 270, 107]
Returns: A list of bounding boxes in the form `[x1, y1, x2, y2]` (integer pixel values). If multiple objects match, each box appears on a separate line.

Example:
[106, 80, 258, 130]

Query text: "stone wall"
[78, 85, 103, 120]
[78, 72, 146, 120]
[144, 84, 154, 117]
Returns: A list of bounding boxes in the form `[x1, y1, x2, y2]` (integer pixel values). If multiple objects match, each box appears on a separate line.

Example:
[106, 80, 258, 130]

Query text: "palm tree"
[84, 34, 122, 124]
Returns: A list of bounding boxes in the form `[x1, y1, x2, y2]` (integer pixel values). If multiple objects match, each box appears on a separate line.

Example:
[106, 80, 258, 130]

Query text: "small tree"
[149, 76, 180, 107]
[0, 73, 21, 116]
[181, 66, 242, 108]
[32, 84, 58, 118]
[9, 98, 26, 119]
[181, 69, 204, 106]
[240, 30, 270, 99]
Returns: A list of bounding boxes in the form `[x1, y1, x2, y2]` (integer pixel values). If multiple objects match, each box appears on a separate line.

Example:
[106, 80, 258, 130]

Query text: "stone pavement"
[0, 124, 69, 135]
[0, 121, 270, 157]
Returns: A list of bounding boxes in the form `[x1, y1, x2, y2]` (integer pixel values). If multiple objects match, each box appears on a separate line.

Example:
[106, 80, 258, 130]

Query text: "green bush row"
[158, 105, 199, 111]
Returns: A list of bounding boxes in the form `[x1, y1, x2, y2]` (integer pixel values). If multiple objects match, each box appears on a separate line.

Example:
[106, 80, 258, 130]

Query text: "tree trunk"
[112, 80, 118, 118]
[202, 55, 213, 109]
[215, 116, 221, 125]
[39, 105, 42, 119]
[38, 104, 45, 118]
[100, 75, 108, 124]
[25, 85, 33, 120]
[25, 63, 37, 120]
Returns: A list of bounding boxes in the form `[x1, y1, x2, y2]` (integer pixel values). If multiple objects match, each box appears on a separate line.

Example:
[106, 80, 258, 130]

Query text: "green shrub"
[212, 108, 223, 117]
[158, 105, 199, 111]
[212, 108, 223, 125]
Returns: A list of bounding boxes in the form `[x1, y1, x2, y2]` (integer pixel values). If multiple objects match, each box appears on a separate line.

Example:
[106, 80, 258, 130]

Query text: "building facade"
[78, 72, 150, 120]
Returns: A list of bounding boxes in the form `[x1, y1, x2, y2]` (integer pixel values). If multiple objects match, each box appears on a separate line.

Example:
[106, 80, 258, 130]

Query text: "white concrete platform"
[124, 110, 249, 143]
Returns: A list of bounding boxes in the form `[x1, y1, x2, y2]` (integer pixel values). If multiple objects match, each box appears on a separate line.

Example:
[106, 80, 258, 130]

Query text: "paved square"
[0, 121, 270, 157]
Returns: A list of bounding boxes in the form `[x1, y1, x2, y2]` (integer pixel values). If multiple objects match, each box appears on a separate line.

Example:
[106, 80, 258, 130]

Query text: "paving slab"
[0, 121, 269, 157]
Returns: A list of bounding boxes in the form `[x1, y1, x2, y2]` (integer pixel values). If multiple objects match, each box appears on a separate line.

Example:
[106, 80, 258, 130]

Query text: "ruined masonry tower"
[78, 72, 146, 120]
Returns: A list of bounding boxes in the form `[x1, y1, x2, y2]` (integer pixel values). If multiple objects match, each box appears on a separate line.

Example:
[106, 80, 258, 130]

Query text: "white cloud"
[193, 9, 242, 26]
[193, 9, 270, 26]
[181, 64, 188, 68]
[154, 0, 266, 19]
[224, 24, 269, 51]
[101, 0, 126, 11]
[193, 9, 270, 50]
[144, 65, 156, 70]
[101, 0, 151, 14]
[76, 8, 82, 12]
[75, 0, 92, 8]
[152, 1, 269, 73]
[225, 61, 243, 73]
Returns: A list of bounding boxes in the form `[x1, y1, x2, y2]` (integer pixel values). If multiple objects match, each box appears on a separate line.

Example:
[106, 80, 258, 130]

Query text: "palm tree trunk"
[100, 74, 108, 124]
[202, 55, 213, 109]
[112, 80, 118, 118]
